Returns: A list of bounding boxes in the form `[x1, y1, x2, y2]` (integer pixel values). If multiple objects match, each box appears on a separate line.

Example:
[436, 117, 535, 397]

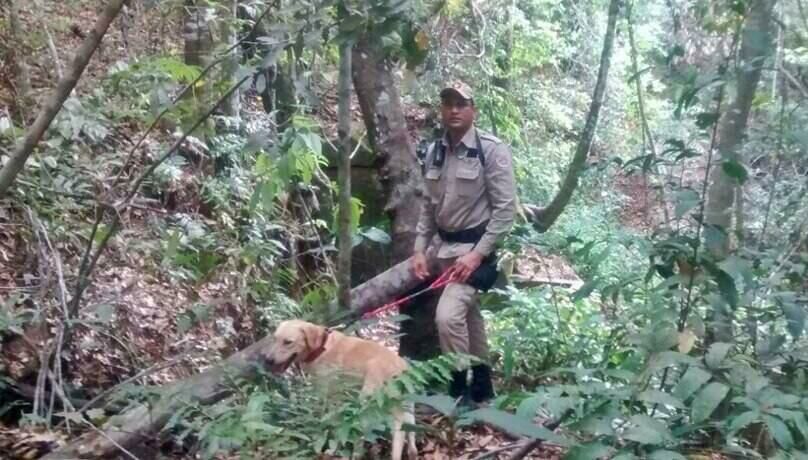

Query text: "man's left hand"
[449, 251, 483, 282]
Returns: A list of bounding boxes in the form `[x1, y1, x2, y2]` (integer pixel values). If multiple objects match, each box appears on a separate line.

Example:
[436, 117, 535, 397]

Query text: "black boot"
[449, 369, 468, 401]
[470, 364, 495, 403]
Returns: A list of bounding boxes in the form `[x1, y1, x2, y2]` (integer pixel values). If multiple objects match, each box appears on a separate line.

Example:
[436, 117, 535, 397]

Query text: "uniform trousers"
[433, 256, 489, 361]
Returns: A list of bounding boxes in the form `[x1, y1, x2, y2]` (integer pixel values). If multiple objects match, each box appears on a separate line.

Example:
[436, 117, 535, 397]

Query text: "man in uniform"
[412, 81, 517, 404]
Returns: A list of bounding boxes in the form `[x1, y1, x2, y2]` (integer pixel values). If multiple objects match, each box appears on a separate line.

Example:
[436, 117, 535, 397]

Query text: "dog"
[264, 319, 417, 460]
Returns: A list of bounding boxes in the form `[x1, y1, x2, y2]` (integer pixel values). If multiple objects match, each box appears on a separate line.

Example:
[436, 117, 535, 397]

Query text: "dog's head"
[264, 320, 328, 373]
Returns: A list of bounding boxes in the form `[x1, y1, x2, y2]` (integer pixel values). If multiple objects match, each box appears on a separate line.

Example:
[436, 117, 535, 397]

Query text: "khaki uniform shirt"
[414, 128, 517, 259]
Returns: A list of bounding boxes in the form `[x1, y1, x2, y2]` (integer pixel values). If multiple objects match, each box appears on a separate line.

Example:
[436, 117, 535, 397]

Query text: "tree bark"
[704, 0, 775, 258]
[351, 35, 440, 358]
[524, 0, 621, 232]
[704, 0, 775, 344]
[337, 40, 353, 310]
[42, 257, 432, 459]
[219, 0, 241, 118]
[8, 0, 33, 122]
[183, 0, 214, 69]
[0, 0, 128, 197]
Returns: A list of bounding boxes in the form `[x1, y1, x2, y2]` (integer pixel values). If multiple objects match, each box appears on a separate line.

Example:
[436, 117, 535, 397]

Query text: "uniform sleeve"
[474, 142, 516, 257]
[414, 147, 438, 254]
[414, 194, 437, 253]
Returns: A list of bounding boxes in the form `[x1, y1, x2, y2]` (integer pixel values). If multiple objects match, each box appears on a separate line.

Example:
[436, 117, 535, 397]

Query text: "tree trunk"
[219, 0, 241, 118]
[704, 0, 775, 257]
[42, 257, 433, 459]
[351, 36, 440, 359]
[523, 0, 621, 232]
[183, 1, 214, 69]
[8, 0, 33, 123]
[704, 0, 775, 344]
[337, 40, 352, 310]
[0, 0, 128, 197]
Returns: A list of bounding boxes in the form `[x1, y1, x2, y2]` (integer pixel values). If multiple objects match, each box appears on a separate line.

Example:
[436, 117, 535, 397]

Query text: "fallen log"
[43, 257, 428, 459]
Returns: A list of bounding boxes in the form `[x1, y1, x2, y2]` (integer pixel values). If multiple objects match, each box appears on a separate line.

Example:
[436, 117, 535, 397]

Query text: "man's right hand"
[413, 252, 430, 280]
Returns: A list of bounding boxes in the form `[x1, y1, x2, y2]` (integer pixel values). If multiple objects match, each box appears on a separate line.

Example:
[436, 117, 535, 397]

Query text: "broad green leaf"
[691, 382, 729, 424]
[360, 227, 391, 245]
[623, 415, 672, 445]
[728, 410, 759, 434]
[781, 302, 806, 339]
[695, 112, 719, 129]
[648, 351, 699, 372]
[564, 442, 612, 460]
[705, 342, 733, 369]
[703, 224, 727, 255]
[613, 453, 639, 460]
[516, 395, 541, 419]
[571, 280, 597, 302]
[722, 159, 749, 184]
[649, 450, 687, 460]
[407, 394, 457, 417]
[703, 262, 738, 308]
[763, 415, 794, 449]
[461, 408, 569, 446]
[674, 189, 701, 218]
[638, 390, 685, 409]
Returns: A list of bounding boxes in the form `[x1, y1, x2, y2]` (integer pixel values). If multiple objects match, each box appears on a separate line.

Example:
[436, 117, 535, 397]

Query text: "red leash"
[361, 269, 458, 320]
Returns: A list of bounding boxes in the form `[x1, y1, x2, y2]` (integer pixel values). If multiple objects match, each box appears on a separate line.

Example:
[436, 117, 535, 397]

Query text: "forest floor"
[0, 2, 654, 459]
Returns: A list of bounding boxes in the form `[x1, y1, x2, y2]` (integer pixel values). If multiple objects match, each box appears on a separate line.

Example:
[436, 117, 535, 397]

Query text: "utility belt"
[438, 221, 499, 292]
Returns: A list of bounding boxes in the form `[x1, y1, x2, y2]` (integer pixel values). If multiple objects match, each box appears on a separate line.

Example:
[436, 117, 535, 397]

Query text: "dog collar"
[303, 329, 330, 363]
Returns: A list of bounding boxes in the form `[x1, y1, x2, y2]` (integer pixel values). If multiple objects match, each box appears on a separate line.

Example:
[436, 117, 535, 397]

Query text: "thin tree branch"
[531, 0, 621, 231]
[0, 0, 128, 196]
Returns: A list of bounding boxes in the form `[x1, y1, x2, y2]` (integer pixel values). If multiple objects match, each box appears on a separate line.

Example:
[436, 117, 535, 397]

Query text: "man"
[412, 81, 517, 404]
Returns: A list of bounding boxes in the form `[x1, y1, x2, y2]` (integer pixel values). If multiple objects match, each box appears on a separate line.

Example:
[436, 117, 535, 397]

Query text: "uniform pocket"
[455, 164, 480, 197]
[424, 168, 442, 202]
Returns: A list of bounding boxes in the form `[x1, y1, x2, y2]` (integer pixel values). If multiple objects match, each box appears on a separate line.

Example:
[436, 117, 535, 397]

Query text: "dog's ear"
[301, 323, 326, 353]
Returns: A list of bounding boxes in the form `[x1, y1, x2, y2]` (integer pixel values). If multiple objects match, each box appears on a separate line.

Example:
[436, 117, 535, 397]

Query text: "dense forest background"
[1, 0, 808, 458]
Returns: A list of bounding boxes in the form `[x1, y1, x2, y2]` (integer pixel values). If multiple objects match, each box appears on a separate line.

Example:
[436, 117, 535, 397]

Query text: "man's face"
[440, 93, 475, 133]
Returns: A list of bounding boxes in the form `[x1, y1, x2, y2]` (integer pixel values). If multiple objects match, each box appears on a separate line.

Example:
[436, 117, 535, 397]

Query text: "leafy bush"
[171, 356, 455, 459]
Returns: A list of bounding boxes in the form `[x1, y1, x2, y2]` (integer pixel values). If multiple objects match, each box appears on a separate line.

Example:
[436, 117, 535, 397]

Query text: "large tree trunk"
[42, 258, 431, 459]
[219, 0, 241, 118]
[183, 1, 214, 69]
[522, 0, 621, 232]
[337, 40, 353, 310]
[8, 0, 33, 123]
[351, 36, 441, 359]
[704, 0, 775, 344]
[704, 0, 775, 256]
[0, 0, 128, 197]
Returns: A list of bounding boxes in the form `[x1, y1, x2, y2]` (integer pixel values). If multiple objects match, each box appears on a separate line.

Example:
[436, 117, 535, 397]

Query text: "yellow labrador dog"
[264, 319, 417, 460]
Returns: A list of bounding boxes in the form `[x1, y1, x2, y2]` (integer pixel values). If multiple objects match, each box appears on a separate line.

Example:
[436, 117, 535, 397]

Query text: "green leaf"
[461, 408, 569, 446]
[516, 395, 542, 419]
[638, 390, 685, 409]
[728, 410, 759, 434]
[623, 415, 672, 445]
[763, 414, 794, 449]
[722, 159, 749, 184]
[705, 342, 733, 369]
[703, 224, 728, 255]
[359, 227, 391, 245]
[613, 453, 639, 460]
[649, 450, 687, 460]
[703, 262, 738, 308]
[408, 394, 457, 417]
[695, 112, 719, 129]
[781, 302, 806, 339]
[564, 442, 613, 460]
[691, 382, 729, 424]
[571, 281, 597, 302]
[674, 367, 712, 401]
[674, 189, 701, 218]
